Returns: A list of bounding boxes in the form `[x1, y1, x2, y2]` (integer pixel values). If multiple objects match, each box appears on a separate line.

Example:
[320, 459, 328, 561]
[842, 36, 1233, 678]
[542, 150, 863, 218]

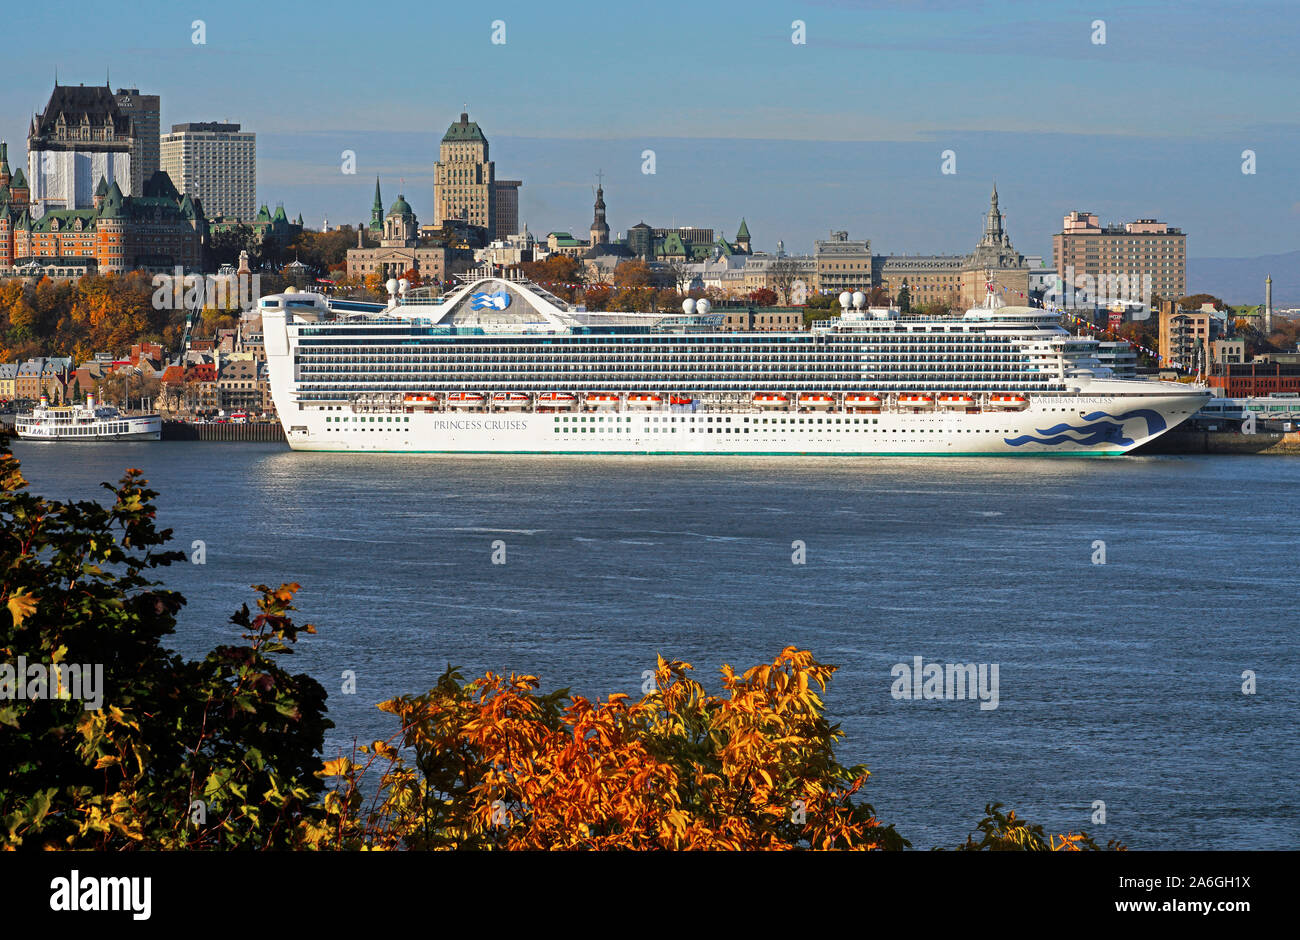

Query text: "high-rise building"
[27, 83, 136, 217]
[433, 112, 499, 235]
[160, 122, 257, 221]
[112, 88, 160, 197]
[1052, 211, 1186, 306]
[493, 179, 521, 239]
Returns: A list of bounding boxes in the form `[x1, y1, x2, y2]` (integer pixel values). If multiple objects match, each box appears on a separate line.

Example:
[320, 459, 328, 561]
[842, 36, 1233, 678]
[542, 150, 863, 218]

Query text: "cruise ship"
[14, 395, 161, 441]
[260, 268, 1210, 456]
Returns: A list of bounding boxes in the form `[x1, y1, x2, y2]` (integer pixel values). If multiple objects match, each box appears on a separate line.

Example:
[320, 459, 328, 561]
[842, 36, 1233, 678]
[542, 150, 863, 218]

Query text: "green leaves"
[0, 441, 332, 850]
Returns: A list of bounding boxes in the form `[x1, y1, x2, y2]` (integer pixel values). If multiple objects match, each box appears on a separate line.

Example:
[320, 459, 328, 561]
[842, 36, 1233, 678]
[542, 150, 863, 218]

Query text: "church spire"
[589, 172, 610, 247]
[370, 176, 384, 232]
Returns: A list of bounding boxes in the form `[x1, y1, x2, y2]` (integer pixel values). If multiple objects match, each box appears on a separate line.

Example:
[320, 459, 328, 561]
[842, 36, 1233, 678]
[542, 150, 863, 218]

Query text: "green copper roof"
[442, 112, 486, 143]
[0, 141, 8, 175]
[372, 176, 383, 210]
[736, 218, 750, 239]
[273, 205, 288, 222]
[99, 181, 125, 219]
[11, 168, 26, 188]
[387, 194, 413, 218]
[95, 176, 109, 197]
[31, 208, 98, 233]
[255, 205, 272, 222]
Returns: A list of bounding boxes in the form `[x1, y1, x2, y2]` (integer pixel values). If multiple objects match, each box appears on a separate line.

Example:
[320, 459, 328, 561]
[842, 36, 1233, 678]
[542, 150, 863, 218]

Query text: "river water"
[11, 440, 1298, 850]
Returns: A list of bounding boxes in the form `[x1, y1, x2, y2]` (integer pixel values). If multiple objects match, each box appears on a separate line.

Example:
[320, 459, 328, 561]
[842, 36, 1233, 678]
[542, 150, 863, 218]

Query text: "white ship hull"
[273, 383, 1208, 456]
[260, 276, 1210, 457]
[15, 409, 161, 442]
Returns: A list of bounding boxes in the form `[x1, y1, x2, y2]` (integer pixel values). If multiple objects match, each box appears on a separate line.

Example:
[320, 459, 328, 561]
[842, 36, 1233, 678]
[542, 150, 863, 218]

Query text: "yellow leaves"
[320, 757, 354, 778]
[6, 590, 38, 627]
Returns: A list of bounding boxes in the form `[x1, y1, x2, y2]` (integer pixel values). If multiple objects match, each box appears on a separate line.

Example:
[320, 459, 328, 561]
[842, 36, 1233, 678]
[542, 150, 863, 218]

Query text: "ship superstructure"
[260, 268, 1209, 455]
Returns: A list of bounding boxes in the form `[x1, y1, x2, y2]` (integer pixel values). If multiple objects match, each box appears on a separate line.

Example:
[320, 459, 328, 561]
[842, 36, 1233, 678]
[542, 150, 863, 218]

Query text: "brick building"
[0, 170, 207, 277]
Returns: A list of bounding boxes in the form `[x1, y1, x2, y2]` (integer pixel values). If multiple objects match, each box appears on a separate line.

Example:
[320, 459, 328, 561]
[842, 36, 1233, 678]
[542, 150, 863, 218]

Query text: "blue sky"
[4, 0, 1296, 259]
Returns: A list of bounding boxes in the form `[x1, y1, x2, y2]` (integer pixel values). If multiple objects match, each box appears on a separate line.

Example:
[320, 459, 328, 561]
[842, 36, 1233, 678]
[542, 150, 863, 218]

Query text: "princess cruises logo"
[469, 290, 512, 311]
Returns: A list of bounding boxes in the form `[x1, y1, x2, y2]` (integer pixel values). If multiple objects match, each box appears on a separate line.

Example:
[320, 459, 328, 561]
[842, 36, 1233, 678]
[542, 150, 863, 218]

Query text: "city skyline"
[0, 0, 1294, 261]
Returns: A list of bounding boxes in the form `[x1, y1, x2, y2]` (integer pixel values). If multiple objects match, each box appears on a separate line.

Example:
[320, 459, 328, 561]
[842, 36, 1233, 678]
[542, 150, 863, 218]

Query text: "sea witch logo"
[469, 289, 511, 311]
[49, 870, 151, 920]
[890, 656, 999, 710]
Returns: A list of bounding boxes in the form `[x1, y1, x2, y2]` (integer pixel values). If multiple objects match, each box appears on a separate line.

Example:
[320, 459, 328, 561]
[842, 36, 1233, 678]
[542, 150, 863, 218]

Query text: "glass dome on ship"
[255, 265, 1209, 456]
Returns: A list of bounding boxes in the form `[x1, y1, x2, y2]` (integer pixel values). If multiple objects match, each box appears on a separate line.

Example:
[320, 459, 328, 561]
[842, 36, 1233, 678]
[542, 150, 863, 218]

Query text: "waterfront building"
[27, 83, 136, 216]
[0, 363, 18, 401]
[15, 357, 72, 402]
[218, 358, 271, 414]
[161, 122, 256, 221]
[1052, 211, 1186, 306]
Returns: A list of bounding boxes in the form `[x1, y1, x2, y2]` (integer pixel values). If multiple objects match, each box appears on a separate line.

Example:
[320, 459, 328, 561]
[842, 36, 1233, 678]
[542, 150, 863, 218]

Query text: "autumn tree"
[0, 443, 332, 849]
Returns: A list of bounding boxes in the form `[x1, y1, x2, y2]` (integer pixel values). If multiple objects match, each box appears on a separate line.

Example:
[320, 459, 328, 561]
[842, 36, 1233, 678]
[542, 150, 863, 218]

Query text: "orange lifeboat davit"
[586, 393, 619, 408]
[845, 393, 883, 410]
[798, 393, 834, 410]
[938, 394, 975, 409]
[539, 392, 577, 407]
[626, 393, 663, 408]
[753, 393, 788, 408]
[990, 394, 1029, 409]
[447, 392, 485, 409]
[670, 395, 693, 406]
[492, 392, 530, 409]
[898, 394, 934, 408]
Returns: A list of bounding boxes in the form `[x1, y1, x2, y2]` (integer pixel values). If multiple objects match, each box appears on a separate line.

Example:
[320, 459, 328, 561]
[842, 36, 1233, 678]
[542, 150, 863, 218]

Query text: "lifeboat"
[539, 392, 577, 406]
[753, 393, 789, 408]
[990, 394, 1029, 409]
[586, 393, 619, 407]
[447, 392, 485, 408]
[670, 395, 693, 406]
[938, 394, 975, 409]
[898, 394, 934, 407]
[845, 393, 883, 409]
[626, 393, 663, 408]
[492, 392, 530, 409]
[798, 393, 834, 410]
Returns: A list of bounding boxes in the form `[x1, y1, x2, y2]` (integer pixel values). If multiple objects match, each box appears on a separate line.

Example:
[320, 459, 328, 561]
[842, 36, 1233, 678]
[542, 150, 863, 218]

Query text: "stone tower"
[1265, 274, 1273, 334]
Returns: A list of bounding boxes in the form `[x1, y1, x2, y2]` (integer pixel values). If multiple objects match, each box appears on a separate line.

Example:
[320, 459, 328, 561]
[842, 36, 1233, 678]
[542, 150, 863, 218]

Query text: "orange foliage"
[309, 648, 910, 850]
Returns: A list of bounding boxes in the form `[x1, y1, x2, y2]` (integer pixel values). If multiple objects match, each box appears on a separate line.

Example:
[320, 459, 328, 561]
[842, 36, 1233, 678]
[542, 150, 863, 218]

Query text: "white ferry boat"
[14, 395, 161, 442]
[259, 268, 1210, 456]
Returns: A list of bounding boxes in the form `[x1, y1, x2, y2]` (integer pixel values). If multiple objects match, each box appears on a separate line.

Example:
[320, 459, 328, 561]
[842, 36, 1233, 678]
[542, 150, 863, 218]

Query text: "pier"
[161, 421, 286, 443]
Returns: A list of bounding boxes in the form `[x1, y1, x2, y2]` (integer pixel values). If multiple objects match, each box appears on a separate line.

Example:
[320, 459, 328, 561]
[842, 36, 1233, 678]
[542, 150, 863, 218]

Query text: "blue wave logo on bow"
[1004, 409, 1167, 448]
[469, 290, 511, 311]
